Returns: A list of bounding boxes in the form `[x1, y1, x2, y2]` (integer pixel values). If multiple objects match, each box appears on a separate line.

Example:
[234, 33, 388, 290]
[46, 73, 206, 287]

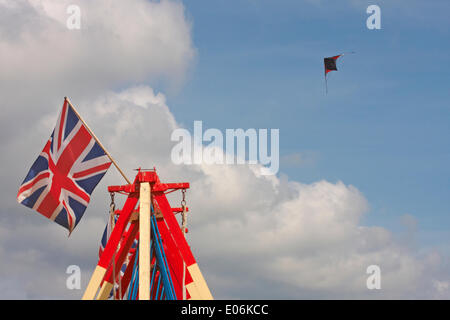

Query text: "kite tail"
[339, 51, 356, 57]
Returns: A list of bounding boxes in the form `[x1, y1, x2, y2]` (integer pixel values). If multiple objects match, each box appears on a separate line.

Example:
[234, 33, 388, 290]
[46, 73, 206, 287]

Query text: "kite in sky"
[323, 52, 354, 93]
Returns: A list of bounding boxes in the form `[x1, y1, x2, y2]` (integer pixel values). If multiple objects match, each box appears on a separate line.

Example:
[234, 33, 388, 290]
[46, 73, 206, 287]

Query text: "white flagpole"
[64, 97, 131, 184]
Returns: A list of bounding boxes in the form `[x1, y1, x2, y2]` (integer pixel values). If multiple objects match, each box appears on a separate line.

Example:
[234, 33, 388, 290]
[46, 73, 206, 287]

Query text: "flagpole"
[64, 97, 132, 185]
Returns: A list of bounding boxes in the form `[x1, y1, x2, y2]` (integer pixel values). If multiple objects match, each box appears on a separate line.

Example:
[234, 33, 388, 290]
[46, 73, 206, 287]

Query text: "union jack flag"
[17, 99, 112, 233]
[99, 216, 137, 299]
[99, 214, 118, 258]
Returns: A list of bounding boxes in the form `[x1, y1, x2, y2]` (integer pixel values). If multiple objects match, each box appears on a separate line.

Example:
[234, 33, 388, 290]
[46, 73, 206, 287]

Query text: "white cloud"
[0, 0, 194, 143]
[1, 0, 194, 86]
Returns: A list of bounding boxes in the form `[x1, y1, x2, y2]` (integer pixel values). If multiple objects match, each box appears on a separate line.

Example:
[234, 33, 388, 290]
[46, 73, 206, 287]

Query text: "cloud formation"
[4, 85, 448, 299]
[0, 0, 194, 142]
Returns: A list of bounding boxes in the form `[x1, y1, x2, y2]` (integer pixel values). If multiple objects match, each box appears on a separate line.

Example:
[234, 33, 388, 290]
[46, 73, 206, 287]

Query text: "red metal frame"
[93, 169, 202, 299]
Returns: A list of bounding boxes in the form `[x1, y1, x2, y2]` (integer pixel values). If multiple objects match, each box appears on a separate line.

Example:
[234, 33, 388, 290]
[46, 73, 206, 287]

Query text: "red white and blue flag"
[17, 99, 112, 233]
[99, 216, 137, 299]
[99, 214, 118, 258]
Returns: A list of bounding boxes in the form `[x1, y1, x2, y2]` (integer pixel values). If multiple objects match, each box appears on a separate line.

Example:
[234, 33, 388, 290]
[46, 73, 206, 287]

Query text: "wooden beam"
[188, 263, 213, 300]
[96, 281, 114, 300]
[139, 182, 151, 300]
[82, 265, 107, 300]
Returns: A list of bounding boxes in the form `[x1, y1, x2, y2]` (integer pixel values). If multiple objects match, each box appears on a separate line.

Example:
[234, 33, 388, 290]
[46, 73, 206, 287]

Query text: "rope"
[181, 189, 187, 300]
[127, 246, 139, 300]
[109, 192, 117, 300]
[181, 189, 187, 234]
[151, 214, 176, 299]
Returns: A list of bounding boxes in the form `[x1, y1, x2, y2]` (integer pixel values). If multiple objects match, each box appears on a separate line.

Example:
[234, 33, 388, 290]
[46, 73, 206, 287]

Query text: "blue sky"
[163, 0, 450, 250]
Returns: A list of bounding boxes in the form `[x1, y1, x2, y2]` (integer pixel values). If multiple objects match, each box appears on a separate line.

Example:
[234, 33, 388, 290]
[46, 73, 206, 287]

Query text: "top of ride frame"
[108, 168, 190, 194]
